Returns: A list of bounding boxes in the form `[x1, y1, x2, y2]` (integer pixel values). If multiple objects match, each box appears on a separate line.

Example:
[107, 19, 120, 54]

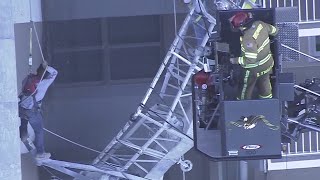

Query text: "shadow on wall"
[15, 22, 44, 180]
[21, 154, 39, 180]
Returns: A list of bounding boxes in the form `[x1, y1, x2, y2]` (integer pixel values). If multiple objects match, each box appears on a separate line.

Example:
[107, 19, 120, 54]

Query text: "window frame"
[309, 36, 320, 58]
[47, 15, 164, 87]
[107, 15, 164, 84]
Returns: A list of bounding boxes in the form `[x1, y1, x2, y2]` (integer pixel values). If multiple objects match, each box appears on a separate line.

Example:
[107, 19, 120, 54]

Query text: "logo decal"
[241, 145, 261, 150]
[229, 115, 279, 130]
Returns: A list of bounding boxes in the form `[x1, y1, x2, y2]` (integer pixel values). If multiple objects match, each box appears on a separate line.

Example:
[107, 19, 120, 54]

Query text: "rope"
[44, 128, 102, 154]
[28, 0, 33, 74]
[32, 21, 46, 63]
[28, 0, 45, 63]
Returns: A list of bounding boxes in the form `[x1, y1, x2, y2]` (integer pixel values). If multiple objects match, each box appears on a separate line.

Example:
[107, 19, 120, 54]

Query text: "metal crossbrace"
[40, 159, 146, 180]
[84, 5, 217, 180]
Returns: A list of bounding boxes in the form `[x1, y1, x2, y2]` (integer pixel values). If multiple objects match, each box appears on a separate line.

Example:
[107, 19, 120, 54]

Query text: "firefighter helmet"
[230, 12, 252, 29]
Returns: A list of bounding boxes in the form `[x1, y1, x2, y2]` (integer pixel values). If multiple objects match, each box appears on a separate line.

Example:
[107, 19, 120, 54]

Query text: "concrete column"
[0, 0, 22, 179]
[239, 161, 248, 180]
[209, 161, 225, 180]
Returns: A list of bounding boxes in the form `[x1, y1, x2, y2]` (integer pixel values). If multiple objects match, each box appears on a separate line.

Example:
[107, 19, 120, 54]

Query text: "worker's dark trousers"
[238, 69, 272, 100]
[19, 107, 45, 154]
[20, 118, 28, 139]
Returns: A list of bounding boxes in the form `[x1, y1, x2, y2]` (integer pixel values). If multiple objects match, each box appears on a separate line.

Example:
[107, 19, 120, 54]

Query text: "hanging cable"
[27, 0, 34, 74]
[19, 0, 48, 105]
[32, 22, 46, 63]
[28, 0, 45, 62]
[28, 27, 33, 73]
[44, 128, 102, 154]
[29, 0, 45, 64]
[173, 0, 178, 36]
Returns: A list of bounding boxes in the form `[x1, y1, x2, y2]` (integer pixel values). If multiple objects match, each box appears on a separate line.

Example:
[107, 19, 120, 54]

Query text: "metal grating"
[275, 7, 300, 61]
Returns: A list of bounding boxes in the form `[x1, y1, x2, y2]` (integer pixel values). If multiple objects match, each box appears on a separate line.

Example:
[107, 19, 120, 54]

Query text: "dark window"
[48, 18, 104, 84]
[110, 46, 161, 80]
[52, 50, 104, 83]
[108, 15, 162, 80]
[109, 16, 160, 44]
[316, 36, 320, 52]
[49, 19, 102, 48]
[48, 15, 162, 84]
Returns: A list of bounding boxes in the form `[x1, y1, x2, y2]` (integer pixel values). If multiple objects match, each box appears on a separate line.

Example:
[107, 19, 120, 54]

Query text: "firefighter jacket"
[237, 21, 278, 71]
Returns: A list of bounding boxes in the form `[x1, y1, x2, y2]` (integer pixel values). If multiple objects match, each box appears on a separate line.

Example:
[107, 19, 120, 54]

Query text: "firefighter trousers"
[238, 68, 273, 100]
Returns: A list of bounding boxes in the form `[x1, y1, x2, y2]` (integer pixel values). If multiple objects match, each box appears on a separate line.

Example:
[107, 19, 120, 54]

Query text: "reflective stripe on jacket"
[237, 21, 278, 69]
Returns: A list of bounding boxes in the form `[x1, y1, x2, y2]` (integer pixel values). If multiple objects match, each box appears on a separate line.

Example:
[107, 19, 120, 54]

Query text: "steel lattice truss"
[89, 7, 216, 180]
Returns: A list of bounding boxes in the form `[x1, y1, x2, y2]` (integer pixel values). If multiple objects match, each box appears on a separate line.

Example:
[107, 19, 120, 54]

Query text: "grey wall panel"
[44, 83, 149, 161]
[21, 154, 39, 180]
[14, 22, 44, 180]
[267, 167, 320, 180]
[43, 0, 187, 21]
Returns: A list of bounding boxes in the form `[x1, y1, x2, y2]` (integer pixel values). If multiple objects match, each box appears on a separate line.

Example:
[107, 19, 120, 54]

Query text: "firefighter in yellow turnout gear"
[229, 12, 278, 100]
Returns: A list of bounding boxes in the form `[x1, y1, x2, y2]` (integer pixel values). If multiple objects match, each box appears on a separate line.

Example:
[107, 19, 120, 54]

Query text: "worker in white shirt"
[19, 61, 58, 160]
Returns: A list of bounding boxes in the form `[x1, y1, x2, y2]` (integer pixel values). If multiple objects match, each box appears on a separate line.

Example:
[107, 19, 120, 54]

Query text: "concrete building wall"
[0, 0, 44, 179]
[42, 0, 187, 21]
[13, 0, 43, 179]
[0, 0, 21, 178]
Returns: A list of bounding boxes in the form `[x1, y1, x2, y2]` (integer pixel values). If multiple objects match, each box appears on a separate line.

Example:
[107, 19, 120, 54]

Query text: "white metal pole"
[313, 0, 316, 20]
[317, 132, 319, 151]
[309, 132, 312, 152]
[240, 161, 248, 180]
[298, 0, 301, 21]
[302, 133, 305, 153]
[269, 0, 272, 8]
[306, 0, 309, 21]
